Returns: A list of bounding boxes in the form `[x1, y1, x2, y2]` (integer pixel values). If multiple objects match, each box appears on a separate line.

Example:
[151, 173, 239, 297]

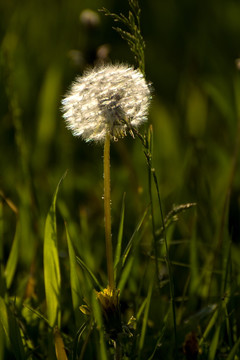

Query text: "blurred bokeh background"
[1, 0, 240, 356]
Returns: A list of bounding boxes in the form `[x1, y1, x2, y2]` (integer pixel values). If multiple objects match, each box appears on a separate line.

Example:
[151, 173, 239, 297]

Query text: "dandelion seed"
[61, 64, 151, 142]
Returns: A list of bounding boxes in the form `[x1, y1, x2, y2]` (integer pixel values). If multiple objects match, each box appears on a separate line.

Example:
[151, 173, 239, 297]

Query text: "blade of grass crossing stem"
[118, 256, 134, 292]
[226, 336, 240, 360]
[147, 310, 169, 360]
[76, 256, 102, 291]
[23, 303, 50, 325]
[208, 324, 221, 360]
[189, 214, 199, 295]
[138, 277, 154, 359]
[65, 223, 83, 326]
[78, 320, 93, 360]
[223, 298, 232, 349]
[222, 239, 231, 295]
[121, 206, 148, 267]
[44, 172, 67, 328]
[91, 291, 108, 360]
[136, 298, 147, 322]
[0, 297, 12, 352]
[114, 193, 125, 277]
[0, 297, 25, 360]
[151, 159, 177, 348]
[117, 209, 148, 291]
[146, 126, 176, 347]
[5, 221, 20, 289]
[72, 320, 89, 360]
[199, 305, 218, 347]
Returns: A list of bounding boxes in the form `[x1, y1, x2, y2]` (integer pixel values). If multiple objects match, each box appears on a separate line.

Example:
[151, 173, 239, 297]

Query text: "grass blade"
[54, 326, 68, 360]
[0, 297, 25, 360]
[44, 172, 66, 328]
[117, 256, 134, 292]
[23, 303, 50, 325]
[184, 304, 218, 338]
[208, 325, 221, 360]
[121, 206, 148, 267]
[189, 215, 199, 295]
[136, 298, 147, 322]
[76, 256, 102, 291]
[138, 276, 154, 358]
[198, 305, 218, 347]
[226, 336, 240, 360]
[78, 320, 93, 360]
[91, 291, 108, 360]
[114, 193, 125, 276]
[5, 221, 20, 289]
[72, 320, 89, 360]
[147, 310, 169, 360]
[117, 207, 148, 291]
[65, 222, 83, 326]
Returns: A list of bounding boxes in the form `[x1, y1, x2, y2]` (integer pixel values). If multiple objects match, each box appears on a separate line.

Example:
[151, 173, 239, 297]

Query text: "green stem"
[104, 132, 115, 290]
[152, 169, 177, 350]
[145, 126, 177, 351]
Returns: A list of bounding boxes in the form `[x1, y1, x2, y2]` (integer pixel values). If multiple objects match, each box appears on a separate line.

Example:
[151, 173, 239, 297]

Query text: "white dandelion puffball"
[61, 64, 151, 142]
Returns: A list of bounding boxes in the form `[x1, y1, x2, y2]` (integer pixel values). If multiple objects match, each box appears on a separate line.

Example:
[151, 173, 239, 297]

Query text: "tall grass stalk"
[131, 125, 177, 349]
[151, 165, 177, 348]
[101, 1, 177, 347]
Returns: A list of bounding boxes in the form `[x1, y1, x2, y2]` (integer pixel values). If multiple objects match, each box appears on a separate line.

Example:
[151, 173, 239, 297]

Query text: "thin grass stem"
[134, 125, 177, 350]
[151, 167, 177, 349]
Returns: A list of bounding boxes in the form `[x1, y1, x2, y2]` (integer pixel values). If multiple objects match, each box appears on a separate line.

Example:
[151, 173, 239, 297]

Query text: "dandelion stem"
[104, 132, 115, 290]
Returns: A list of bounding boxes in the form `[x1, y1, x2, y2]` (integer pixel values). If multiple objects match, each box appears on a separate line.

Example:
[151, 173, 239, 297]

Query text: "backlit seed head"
[61, 64, 151, 142]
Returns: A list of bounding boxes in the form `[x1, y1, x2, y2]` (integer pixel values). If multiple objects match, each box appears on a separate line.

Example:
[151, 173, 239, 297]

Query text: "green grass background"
[1, 0, 240, 359]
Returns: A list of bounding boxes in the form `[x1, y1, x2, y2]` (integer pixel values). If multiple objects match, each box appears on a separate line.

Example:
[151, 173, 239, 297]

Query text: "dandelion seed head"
[61, 64, 151, 142]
